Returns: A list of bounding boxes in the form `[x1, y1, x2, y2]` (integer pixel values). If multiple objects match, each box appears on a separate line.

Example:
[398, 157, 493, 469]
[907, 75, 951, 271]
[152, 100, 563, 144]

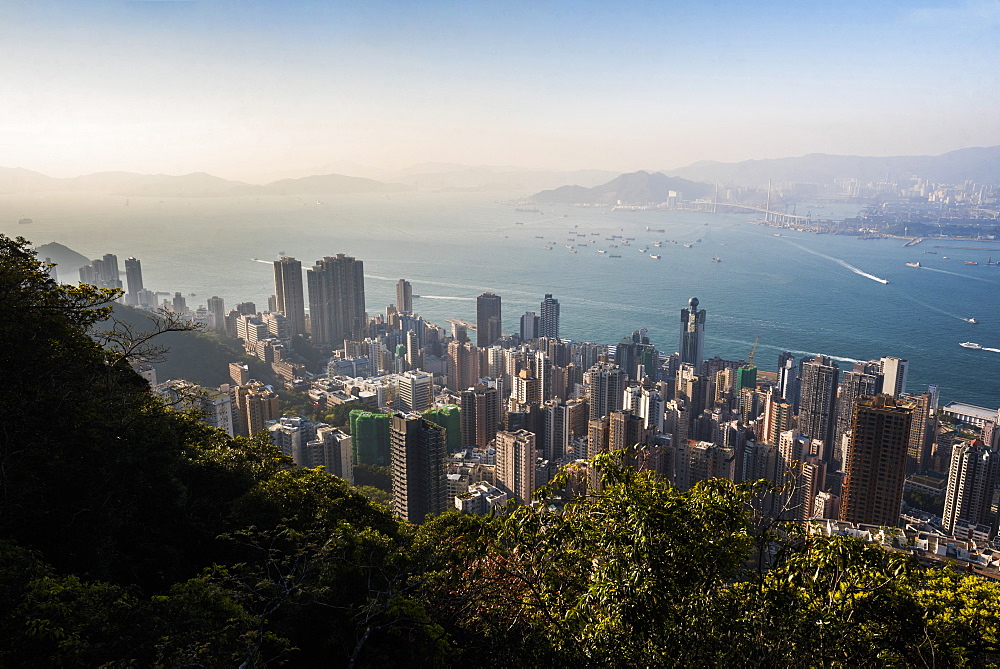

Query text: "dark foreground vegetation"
[2, 234, 999, 667]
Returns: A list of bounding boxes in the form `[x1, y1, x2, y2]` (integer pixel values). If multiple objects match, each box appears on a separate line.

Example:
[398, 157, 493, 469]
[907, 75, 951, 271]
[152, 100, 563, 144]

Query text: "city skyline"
[4, 1, 999, 181]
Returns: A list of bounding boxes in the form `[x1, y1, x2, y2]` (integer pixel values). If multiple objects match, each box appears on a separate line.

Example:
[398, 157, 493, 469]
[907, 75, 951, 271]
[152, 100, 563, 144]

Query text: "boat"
[988, 258, 999, 265]
[646, 227, 665, 233]
[609, 254, 621, 258]
[924, 251, 937, 254]
[964, 317, 977, 324]
[649, 255, 661, 259]
[905, 262, 921, 268]
[966, 261, 979, 265]
[18, 217, 32, 225]
[711, 257, 721, 263]
[543, 246, 552, 250]
[960, 342, 983, 349]
[683, 244, 692, 248]
[773, 233, 781, 237]
[597, 249, 607, 254]
[875, 278, 889, 284]
[943, 256, 949, 259]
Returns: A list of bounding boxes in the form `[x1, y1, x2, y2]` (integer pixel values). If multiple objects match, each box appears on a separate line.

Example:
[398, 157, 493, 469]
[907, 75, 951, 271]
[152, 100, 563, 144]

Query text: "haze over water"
[4, 190, 999, 408]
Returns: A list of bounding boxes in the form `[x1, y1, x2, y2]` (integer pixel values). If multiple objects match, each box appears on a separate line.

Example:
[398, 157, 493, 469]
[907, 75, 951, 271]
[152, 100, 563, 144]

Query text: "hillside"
[531, 170, 713, 204]
[665, 145, 1000, 187]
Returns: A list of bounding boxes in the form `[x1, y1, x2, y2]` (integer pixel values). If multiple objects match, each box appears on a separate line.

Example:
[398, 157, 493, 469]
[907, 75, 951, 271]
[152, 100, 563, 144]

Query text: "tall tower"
[390, 412, 447, 524]
[584, 361, 626, 420]
[273, 257, 306, 337]
[495, 430, 537, 504]
[396, 279, 413, 312]
[540, 294, 560, 339]
[306, 254, 366, 347]
[833, 362, 880, 467]
[476, 292, 502, 348]
[878, 356, 909, 397]
[124, 257, 143, 304]
[942, 440, 1000, 536]
[679, 297, 706, 370]
[520, 311, 539, 342]
[460, 383, 500, 448]
[206, 296, 226, 332]
[840, 394, 913, 527]
[776, 351, 800, 410]
[797, 355, 839, 461]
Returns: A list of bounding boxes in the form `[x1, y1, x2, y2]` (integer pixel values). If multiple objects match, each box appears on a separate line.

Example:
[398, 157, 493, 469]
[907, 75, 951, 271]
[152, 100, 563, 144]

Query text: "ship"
[597, 249, 607, 254]
[18, 217, 32, 225]
[960, 342, 983, 349]
[875, 278, 889, 284]
[924, 251, 937, 254]
[966, 261, 979, 265]
[773, 233, 781, 237]
[711, 257, 721, 263]
[543, 246, 552, 250]
[646, 227, 665, 232]
[905, 262, 921, 268]
[609, 254, 621, 258]
[988, 258, 999, 265]
[964, 317, 978, 324]
[649, 254, 661, 259]
[683, 243, 692, 248]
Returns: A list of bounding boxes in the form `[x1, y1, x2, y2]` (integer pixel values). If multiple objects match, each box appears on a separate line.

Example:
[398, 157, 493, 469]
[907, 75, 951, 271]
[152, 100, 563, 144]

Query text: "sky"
[2, 0, 999, 182]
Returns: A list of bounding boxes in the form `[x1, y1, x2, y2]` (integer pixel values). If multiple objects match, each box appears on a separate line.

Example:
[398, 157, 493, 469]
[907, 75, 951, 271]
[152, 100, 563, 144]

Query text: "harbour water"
[3, 190, 998, 407]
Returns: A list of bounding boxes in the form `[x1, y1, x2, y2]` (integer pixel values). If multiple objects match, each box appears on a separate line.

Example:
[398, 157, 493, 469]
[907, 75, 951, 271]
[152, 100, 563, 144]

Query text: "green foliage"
[354, 463, 392, 493]
[904, 488, 945, 516]
[324, 402, 358, 429]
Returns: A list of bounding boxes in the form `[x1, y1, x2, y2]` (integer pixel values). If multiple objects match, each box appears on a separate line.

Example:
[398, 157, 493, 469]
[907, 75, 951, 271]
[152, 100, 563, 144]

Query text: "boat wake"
[417, 295, 476, 301]
[912, 265, 1000, 285]
[898, 294, 970, 322]
[983, 347, 1000, 354]
[781, 240, 887, 284]
[250, 258, 272, 264]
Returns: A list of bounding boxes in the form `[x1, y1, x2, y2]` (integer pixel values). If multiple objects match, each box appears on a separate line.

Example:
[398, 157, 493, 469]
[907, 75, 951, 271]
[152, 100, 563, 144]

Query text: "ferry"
[875, 278, 889, 284]
[964, 318, 978, 324]
[960, 342, 983, 349]
[905, 262, 921, 268]
[966, 261, 979, 265]
[649, 255, 661, 260]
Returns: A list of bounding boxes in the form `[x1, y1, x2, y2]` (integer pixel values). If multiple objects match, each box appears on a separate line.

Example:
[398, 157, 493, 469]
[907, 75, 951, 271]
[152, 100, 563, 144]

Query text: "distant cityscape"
[68, 223, 1000, 573]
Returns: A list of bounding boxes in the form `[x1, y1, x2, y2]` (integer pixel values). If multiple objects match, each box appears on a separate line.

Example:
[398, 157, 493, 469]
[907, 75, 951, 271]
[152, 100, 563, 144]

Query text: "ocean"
[3, 189, 999, 408]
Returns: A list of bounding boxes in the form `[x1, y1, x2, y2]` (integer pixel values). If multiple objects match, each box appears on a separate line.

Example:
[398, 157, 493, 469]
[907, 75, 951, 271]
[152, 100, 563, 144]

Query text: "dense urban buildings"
[307, 253, 366, 347]
[476, 291, 502, 348]
[273, 256, 306, 337]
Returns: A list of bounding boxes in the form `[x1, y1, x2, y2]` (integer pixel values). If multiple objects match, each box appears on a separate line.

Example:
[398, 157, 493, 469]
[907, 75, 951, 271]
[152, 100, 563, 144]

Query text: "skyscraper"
[879, 356, 909, 397]
[495, 429, 537, 504]
[833, 362, 880, 467]
[520, 311, 539, 341]
[840, 394, 913, 527]
[306, 254, 366, 347]
[397, 370, 433, 412]
[396, 279, 413, 312]
[476, 292, 502, 348]
[540, 293, 560, 339]
[776, 351, 800, 410]
[679, 297, 706, 370]
[273, 257, 306, 337]
[584, 361, 627, 421]
[124, 257, 143, 305]
[390, 412, 447, 524]
[206, 296, 226, 332]
[460, 383, 500, 448]
[797, 355, 839, 461]
[942, 440, 1000, 536]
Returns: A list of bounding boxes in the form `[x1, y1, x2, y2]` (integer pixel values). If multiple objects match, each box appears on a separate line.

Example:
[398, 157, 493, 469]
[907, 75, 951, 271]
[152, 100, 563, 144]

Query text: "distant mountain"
[664, 146, 1000, 187]
[531, 171, 712, 204]
[0, 168, 408, 197]
[33, 242, 92, 281]
[387, 164, 620, 191]
[262, 173, 409, 195]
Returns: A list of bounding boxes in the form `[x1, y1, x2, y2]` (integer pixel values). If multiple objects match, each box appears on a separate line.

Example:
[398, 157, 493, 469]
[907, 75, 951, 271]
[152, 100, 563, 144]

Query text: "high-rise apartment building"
[396, 279, 413, 312]
[349, 409, 391, 465]
[476, 292, 502, 348]
[679, 297, 706, 370]
[833, 362, 880, 466]
[776, 351, 800, 410]
[942, 440, 1000, 536]
[879, 356, 909, 397]
[520, 311, 539, 341]
[460, 383, 500, 448]
[840, 394, 913, 527]
[390, 412, 447, 524]
[584, 361, 627, 421]
[307, 254, 366, 347]
[495, 429, 537, 504]
[232, 380, 280, 437]
[797, 355, 840, 461]
[207, 296, 226, 332]
[273, 257, 306, 337]
[540, 294, 560, 339]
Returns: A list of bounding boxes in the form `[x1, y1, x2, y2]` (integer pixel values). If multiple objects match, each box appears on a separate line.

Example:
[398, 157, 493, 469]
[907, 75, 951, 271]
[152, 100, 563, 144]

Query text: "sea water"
[3, 190, 998, 407]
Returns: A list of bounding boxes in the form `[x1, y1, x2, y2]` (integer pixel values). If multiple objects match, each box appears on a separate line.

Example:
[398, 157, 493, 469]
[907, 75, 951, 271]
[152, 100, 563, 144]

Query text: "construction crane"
[748, 336, 759, 368]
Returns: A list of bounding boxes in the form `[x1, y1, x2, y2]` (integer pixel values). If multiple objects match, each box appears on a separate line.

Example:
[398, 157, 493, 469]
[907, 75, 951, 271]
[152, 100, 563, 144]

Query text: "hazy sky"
[3, 0, 999, 182]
